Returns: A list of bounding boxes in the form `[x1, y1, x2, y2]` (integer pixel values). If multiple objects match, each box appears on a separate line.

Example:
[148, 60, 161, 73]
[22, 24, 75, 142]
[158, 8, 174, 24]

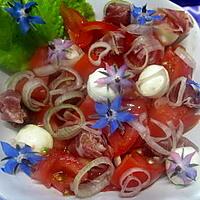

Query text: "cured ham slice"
[0, 90, 27, 124]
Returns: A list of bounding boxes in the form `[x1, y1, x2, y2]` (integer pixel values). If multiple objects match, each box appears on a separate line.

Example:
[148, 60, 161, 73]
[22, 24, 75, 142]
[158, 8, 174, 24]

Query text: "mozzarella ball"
[166, 147, 200, 185]
[15, 124, 53, 153]
[87, 68, 118, 102]
[136, 65, 170, 98]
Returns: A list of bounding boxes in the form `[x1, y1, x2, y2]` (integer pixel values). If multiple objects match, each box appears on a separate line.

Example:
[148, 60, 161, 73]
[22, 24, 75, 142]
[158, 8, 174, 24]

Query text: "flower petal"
[27, 154, 42, 165]
[95, 77, 112, 86]
[132, 6, 142, 18]
[1, 142, 19, 157]
[20, 163, 31, 176]
[117, 112, 135, 122]
[170, 151, 182, 164]
[147, 9, 156, 16]
[95, 102, 108, 115]
[2, 159, 18, 174]
[151, 15, 163, 21]
[24, 2, 37, 10]
[185, 167, 197, 181]
[137, 16, 147, 25]
[92, 118, 108, 129]
[106, 65, 116, 76]
[4, 8, 20, 19]
[111, 96, 122, 111]
[182, 151, 196, 166]
[28, 16, 45, 24]
[20, 145, 32, 154]
[109, 120, 119, 133]
[120, 79, 133, 87]
[19, 17, 30, 33]
[117, 64, 127, 77]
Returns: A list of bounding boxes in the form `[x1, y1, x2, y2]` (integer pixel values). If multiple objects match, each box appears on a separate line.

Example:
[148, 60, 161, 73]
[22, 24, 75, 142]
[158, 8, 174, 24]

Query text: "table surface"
[0, 1, 199, 200]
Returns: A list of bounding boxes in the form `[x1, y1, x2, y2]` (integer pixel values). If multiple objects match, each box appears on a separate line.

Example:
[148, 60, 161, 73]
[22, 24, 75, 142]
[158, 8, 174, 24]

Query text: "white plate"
[0, 0, 200, 200]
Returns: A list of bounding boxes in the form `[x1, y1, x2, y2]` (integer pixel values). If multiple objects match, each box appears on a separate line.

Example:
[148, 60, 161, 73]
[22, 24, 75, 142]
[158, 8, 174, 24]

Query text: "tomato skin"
[32, 149, 87, 193]
[81, 21, 118, 32]
[162, 47, 192, 82]
[111, 150, 165, 188]
[149, 103, 199, 135]
[73, 54, 96, 81]
[106, 125, 139, 156]
[29, 46, 49, 69]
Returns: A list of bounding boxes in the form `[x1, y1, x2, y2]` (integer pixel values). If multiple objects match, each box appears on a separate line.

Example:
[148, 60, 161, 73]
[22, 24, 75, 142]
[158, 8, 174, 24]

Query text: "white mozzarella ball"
[136, 65, 170, 98]
[87, 68, 118, 102]
[166, 147, 200, 185]
[15, 124, 53, 153]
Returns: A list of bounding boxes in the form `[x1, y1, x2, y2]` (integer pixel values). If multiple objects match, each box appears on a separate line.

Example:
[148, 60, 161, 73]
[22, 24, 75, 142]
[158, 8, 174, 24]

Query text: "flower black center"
[175, 165, 182, 173]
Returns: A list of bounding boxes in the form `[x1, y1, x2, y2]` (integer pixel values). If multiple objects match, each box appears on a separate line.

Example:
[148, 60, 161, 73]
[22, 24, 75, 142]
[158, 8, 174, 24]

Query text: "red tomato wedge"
[149, 103, 199, 136]
[81, 21, 118, 32]
[29, 46, 49, 69]
[32, 149, 87, 194]
[162, 47, 193, 82]
[73, 54, 96, 81]
[111, 150, 165, 188]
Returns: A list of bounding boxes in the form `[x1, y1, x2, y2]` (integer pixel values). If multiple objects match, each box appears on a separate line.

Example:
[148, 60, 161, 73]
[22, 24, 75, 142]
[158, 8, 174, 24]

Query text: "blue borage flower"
[91, 96, 136, 134]
[187, 79, 200, 89]
[168, 148, 199, 185]
[95, 64, 133, 94]
[0, 141, 42, 176]
[132, 4, 163, 25]
[5, 0, 45, 33]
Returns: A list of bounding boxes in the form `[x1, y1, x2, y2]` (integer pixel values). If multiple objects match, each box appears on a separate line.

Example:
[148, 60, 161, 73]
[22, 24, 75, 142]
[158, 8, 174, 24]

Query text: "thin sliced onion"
[124, 45, 149, 73]
[44, 104, 85, 140]
[33, 64, 59, 77]
[54, 91, 84, 106]
[150, 118, 172, 142]
[154, 97, 169, 109]
[175, 47, 196, 69]
[88, 41, 112, 66]
[22, 78, 49, 111]
[119, 168, 151, 197]
[70, 157, 114, 198]
[61, 67, 83, 91]
[5, 71, 34, 90]
[121, 24, 153, 35]
[166, 76, 187, 107]
[60, 44, 84, 67]
[178, 136, 199, 152]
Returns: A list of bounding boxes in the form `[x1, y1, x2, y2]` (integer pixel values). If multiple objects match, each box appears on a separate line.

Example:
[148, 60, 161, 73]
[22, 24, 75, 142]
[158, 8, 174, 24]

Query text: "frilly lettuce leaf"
[0, 0, 95, 74]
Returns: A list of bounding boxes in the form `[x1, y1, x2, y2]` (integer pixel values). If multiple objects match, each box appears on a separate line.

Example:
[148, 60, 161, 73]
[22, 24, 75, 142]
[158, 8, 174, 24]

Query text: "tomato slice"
[149, 103, 199, 135]
[60, 3, 87, 34]
[81, 21, 118, 32]
[29, 46, 49, 69]
[73, 54, 96, 81]
[162, 47, 192, 82]
[32, 149, 87, 194]
[111, 150, 165, 188]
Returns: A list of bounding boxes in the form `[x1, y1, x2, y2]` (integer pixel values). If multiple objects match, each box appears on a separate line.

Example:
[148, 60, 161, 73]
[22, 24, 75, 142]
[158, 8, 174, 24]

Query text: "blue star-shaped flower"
[132, 5, 163, 25]
[0, 141, 42, 176]
[168, 148, 199, 185]
[187, 79, 200, 89]
[91, 96, 136, 134]
[95, 64, 133, 94]
[5, 1, 45, 33]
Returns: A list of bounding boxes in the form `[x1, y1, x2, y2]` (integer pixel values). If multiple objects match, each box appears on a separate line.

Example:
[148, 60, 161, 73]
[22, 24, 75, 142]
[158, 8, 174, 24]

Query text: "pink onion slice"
[33, 64, 59, 77]
[119, 168, 151, 197]
[6, 71, 35, 91]
[21, 78, 49, 111]
[70, 157, 114, 198]
[88, 41, 112, 66]
[121, 24, 153, 35]
[174, 47, 196, 69]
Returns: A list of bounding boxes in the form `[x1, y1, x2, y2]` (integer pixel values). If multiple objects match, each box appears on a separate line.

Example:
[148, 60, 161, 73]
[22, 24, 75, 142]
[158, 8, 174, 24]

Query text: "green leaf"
[63, 0, 95, 21]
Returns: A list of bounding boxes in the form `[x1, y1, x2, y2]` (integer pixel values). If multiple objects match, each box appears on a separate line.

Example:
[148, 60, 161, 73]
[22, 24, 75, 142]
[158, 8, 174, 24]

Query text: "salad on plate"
[0, 0, 200, 199]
